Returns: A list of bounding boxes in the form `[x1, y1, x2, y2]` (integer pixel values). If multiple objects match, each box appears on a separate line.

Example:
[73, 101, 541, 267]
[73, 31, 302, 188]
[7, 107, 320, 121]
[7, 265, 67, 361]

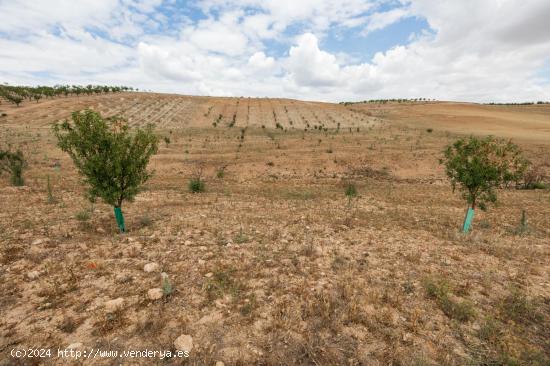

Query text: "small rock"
[216, 362, 225, 366]
[205, 272, 213, 278]
[115, 274, 133, 283]
[147, 288, 163, 300]
[32, 238, 47, 245]
[143, 262, 159, 273]
[198, 259, 205, 265]
[174, 334, 193, 353]
[27, 270, 40, 280]
[105, 298, 124, 312]
[96, 227, 106, 234]
[67, 343, 83, 350]
[184, 240, 192, 245]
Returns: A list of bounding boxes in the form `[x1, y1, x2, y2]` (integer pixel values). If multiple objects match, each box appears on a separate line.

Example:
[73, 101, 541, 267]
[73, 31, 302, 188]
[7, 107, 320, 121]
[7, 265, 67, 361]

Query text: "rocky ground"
[0, 94, 549, 365]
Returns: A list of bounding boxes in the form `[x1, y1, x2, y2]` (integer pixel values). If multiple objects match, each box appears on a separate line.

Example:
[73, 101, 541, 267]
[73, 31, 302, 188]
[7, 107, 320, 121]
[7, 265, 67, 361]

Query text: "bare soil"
[0, 94, 549, 365]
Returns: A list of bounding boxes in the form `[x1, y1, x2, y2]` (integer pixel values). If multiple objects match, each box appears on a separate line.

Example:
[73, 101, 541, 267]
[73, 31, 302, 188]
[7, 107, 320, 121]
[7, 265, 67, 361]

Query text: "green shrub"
[423, 277, 475, 322]
[188, 177, 205, 193]
[53, 109, 158, 233]
[46, 174, 57, 203]
[75, 209, 91, 221]
[344, 182, 358, 207]
[0, 149, 27, 186]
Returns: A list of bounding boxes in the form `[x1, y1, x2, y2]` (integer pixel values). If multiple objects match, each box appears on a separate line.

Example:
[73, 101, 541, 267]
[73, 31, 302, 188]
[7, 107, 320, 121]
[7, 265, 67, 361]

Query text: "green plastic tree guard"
[462, 207, 475, 233]
[114, 206, 125, 233]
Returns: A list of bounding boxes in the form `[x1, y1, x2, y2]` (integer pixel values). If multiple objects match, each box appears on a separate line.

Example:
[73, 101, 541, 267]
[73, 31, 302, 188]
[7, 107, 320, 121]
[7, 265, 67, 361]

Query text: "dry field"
[0, 93, 549, 365]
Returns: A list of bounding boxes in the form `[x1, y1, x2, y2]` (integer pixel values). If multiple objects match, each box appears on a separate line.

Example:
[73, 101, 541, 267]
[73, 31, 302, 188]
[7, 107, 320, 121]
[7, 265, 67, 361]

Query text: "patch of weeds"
[139, 214, 153, 228]
[239, 294, 257, 316]
[203, 268, 243, 301]
[283, 189, 315, 200]
[75, 209, 91, 221]
[93, 310, 127, 336]
[46, 174, 57, 204]
[162, 273, 174, 297]
[499, 287, 542, 324]
[344, 182, 358, 207]
[423, 277, 475, 322]
[1, 244, 24, 264]
[331, 254, 346, 271]
[478, 220, 491, 229]
[188, 177, 205, 193]
[402, 281, 415, 295]
[477, 316, 503, 344]
[234, 227, 250, 244]
[510, 210, 531, 235]
[58, 316, 81, 333]
[299, 241, 315, 257]
[216, 166, 226, 179]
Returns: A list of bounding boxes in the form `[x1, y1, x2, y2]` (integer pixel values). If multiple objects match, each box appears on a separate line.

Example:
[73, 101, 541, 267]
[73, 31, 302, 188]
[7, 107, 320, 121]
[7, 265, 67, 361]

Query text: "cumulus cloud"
[287, 33, 342, 87]
[1, 0, 550, 102]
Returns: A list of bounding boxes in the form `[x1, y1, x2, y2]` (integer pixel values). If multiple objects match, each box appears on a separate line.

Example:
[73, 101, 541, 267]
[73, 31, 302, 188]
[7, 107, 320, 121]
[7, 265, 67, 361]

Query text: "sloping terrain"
[0, 93, 549, 365]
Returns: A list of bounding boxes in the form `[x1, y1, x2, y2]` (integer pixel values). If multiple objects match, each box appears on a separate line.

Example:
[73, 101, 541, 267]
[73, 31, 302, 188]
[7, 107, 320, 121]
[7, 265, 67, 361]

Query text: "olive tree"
[53, 110, 158, 233]
[441, 135, 528, 232]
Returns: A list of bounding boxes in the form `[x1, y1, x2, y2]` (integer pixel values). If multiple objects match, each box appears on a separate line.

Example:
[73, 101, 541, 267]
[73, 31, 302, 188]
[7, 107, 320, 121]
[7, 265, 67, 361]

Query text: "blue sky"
[0, 0, 549, 102]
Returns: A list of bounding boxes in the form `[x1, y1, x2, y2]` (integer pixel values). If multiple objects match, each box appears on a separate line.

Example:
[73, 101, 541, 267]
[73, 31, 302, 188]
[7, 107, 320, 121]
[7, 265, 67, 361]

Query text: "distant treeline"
[0, 83, 135, 107]
[340, 98, 435, 106]
[484, 101, 550, 106]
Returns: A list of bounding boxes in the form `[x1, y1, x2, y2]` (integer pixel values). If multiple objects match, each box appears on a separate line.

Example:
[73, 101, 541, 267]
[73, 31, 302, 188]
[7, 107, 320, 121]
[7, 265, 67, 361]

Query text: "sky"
[1, 0, 550, 102]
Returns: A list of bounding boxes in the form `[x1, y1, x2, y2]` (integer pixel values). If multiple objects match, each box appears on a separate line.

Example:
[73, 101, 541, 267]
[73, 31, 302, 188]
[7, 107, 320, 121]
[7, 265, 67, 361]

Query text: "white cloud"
[286, 33, 342, 87]
[1, 0, 550, 102]
[362, 7, 412, 35]
[248, 52, 276, 72]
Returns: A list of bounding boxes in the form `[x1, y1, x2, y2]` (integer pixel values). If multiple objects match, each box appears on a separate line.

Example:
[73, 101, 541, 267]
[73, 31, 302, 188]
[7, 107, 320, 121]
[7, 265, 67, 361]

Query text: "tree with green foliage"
[53, 109, 158, 233]
[0, 149, 27, 186]
[441, 135, 528, 232]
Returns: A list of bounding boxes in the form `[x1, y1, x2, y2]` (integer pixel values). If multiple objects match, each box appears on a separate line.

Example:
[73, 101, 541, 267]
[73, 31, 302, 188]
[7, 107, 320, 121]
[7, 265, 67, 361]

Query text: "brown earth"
[0, 93, 549, 365]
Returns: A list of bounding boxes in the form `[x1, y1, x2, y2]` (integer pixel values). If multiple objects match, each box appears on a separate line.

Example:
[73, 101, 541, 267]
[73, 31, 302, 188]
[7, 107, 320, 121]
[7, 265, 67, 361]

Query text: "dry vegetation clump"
[0, 93, 548, 365]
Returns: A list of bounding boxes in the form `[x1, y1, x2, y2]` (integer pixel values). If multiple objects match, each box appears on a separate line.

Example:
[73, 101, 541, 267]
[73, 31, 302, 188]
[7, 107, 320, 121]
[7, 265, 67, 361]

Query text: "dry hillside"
[0, 93, 549, 365]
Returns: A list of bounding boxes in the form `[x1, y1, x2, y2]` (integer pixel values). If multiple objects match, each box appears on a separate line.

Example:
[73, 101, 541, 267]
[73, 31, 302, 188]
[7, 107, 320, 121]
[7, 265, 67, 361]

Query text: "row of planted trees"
[0, 108, 546, 233]
[0, 84, 135, 107]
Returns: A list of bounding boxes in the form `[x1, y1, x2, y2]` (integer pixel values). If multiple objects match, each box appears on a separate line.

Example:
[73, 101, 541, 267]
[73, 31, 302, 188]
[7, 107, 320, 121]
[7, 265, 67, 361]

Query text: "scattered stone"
[143, 262, 159, 273]
[105, 298, 124, 312]
[174, 334, 193, 353]
[198, 259, 205, 265]
[115, 274, 133, 284]
[184, 240, 192, 246]
[27, 270, 40, 280]
[31, 238, 48, 245]
[147, 288, 163, 300]
[67, 343, 83, 350]
[216, 362, 225, 366]
[96, 227, 106, 234]
[205, 272, 213, 278]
